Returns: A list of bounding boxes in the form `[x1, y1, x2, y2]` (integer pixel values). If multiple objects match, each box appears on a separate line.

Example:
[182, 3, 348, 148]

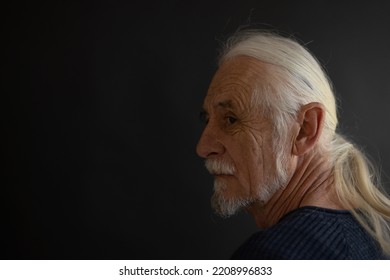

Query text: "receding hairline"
[203, 55, 282, 113]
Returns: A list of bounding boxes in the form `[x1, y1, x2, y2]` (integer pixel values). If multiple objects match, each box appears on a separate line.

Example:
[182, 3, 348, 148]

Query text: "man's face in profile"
[196, 56, 289, 217]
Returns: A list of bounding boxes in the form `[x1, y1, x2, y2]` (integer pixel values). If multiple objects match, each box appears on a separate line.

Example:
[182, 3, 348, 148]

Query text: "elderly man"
[196, 30, 390, 259]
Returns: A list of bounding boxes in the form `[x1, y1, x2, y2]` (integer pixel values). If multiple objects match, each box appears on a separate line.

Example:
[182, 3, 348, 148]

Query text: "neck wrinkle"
[251, 150, 337, 228]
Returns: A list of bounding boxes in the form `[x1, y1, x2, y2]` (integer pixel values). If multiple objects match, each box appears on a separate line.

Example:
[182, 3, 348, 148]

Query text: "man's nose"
[196, 125, 225, 158]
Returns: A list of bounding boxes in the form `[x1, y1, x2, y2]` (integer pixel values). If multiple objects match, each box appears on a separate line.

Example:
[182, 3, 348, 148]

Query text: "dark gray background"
[2, 0, 390, 259]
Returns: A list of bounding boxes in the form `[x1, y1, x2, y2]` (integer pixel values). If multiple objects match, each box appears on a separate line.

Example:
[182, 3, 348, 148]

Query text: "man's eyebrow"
[201, 99, 236, 115]
[216, 100, 235, 110]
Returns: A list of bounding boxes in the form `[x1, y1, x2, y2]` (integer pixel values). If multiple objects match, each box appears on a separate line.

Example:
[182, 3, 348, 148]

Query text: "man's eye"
[226, 116, 237, 124]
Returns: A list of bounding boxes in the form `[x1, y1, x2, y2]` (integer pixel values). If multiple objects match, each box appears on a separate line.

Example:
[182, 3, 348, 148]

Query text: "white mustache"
[205, 159, 235, 175]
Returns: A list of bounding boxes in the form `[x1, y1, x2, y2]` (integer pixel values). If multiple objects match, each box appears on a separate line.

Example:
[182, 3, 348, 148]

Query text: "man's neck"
[247, 151, 344, 228]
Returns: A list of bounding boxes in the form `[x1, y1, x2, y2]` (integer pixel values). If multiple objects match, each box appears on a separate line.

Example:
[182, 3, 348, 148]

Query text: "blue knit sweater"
[231, 206, 387, 259]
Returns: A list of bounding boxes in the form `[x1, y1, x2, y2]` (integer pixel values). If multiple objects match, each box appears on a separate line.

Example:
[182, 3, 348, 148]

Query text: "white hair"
[218, 29, 390, 256]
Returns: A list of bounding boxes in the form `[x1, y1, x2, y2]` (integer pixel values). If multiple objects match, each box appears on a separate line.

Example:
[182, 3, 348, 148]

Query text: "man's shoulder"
[231, 206, 382, 259]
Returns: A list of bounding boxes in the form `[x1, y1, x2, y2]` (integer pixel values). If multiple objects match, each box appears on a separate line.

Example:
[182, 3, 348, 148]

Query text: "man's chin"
[211, 191, 258, 218]
[210, 178, 279, 217]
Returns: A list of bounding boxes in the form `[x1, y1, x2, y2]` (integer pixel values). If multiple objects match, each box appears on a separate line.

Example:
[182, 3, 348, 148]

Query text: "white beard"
[211, 179, 256, 218]
[207, 149, 290, 218]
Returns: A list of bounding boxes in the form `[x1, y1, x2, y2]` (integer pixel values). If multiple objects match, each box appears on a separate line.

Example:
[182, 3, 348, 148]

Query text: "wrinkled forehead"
[203, 56, 270, 110]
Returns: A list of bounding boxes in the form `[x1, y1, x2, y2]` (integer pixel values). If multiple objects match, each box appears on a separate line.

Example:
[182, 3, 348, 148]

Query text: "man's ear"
[292, 102, 325, 156]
